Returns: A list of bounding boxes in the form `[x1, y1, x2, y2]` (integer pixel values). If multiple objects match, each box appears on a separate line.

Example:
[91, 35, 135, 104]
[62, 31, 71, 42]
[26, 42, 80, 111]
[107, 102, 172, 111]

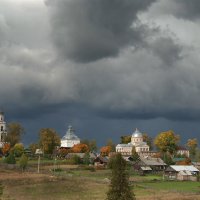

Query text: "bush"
[19, 154, 28, 171]
[5, 153, 16, 164]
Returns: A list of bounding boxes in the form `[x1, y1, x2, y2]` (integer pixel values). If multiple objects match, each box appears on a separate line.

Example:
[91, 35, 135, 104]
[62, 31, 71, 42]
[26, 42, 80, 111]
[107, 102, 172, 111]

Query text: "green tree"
[13, 143, 24, 157]
[106, 153, 135, 200]
[5, 122, 24, 147]
[131, 147, 140, 161]
[154, 130, 179, 155]
[5, 152, 16, 164]
[83, 152, 90, 165]
[19, 153, 28, 172]
[39, 128, 60, 154]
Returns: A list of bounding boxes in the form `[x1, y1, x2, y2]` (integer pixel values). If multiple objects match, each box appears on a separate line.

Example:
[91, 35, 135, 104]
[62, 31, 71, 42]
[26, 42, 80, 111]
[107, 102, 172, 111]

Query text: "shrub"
[19, 153, 28, 172]
[5, 153, 16, 164]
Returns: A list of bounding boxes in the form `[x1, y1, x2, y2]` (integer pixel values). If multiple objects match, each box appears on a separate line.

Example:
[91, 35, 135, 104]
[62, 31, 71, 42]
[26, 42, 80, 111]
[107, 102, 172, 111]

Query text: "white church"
[0, 112, 7, 148]
[116, 128, 149, 155]
[61, 125, 80, 148]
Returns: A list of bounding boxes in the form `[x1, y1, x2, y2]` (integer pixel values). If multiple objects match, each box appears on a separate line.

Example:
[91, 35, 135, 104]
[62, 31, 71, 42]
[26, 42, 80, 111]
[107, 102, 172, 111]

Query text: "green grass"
[138, 181, 200, 193]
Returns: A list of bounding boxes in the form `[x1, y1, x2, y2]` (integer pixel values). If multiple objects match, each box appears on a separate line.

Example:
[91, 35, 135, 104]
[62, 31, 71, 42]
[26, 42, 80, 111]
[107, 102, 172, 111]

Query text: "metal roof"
[132, 128, 142, 138]
[170, 165, 199, 172]
[116, 143, 133, 147]
[62, 125, 80, 141]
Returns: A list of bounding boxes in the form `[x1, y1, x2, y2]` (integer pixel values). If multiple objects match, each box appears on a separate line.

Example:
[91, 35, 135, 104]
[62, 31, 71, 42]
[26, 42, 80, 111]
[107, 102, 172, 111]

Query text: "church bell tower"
[0, 112, 7, 142]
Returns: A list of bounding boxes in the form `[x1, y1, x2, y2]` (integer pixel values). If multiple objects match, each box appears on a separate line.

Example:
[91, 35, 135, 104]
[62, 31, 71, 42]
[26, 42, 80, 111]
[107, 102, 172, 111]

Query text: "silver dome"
[132, 128, 142, 137]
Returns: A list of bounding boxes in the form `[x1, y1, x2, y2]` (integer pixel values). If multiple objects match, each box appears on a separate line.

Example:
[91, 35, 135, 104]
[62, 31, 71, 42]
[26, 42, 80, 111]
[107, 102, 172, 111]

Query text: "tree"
[39, 128, 60, 154]
[107, 153, 135, 200]
[5, 152, 16, 164]
[19, 153, 28, 172]
[81, 139, 97, 152]
[106, 139, 116, 152]
[100, 146, 111, 156]
[120, 136, 131, 144]
[71, 143, 89, 153]
[83, 152, 90, 165]
[187, 138, 198, 159]
[131, 147, 140, 161]
[2, 143, 10, 156]
[143, 133, 153, 150]
[5, 122, 24, 147]
[29, 143, 39, 155]
[13, 143, 24, 157]
[154, 130, 180, 155]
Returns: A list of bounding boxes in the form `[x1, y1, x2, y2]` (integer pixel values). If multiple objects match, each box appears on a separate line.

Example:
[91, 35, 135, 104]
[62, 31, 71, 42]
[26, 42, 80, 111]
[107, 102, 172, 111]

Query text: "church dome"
[62, 125, 80, 141]
[132, 128, 142, 138]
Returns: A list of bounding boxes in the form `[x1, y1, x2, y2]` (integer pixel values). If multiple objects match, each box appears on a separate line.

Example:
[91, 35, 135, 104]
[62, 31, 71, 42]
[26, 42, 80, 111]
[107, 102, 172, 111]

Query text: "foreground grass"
[1, 167, 200, 200]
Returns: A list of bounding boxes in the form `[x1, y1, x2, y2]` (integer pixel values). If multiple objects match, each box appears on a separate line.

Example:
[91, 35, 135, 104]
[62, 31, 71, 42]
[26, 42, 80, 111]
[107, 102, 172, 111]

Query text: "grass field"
[1, 165, 200, 200]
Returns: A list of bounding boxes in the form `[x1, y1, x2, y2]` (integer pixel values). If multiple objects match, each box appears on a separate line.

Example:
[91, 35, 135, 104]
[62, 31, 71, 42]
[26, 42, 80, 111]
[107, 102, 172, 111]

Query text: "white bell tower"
[0, 112, 7, 142]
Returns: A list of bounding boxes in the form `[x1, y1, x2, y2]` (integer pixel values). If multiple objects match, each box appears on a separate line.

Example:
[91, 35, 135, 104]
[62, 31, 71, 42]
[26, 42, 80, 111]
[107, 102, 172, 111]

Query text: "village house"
[94, 156, 109, 167]
[133, 156, 167, 174]
[165, 165, 199, 181]
[176, 146, 190, 157]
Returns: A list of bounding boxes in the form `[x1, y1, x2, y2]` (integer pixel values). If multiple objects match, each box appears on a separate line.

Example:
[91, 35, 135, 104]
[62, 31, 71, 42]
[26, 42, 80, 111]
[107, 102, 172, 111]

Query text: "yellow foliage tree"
[39, 128, 60, 154]
[187, 138, 198, 158]
[154, 130, 180, 155]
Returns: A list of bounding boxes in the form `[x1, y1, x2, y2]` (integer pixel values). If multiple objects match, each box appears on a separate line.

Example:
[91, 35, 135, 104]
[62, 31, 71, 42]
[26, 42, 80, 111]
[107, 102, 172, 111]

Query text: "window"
[1, 126, 3, 131]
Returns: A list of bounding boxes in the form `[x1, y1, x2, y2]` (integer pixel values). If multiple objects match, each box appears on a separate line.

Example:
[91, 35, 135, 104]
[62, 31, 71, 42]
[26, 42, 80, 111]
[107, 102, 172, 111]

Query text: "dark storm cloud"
[46, 0, 156, 62]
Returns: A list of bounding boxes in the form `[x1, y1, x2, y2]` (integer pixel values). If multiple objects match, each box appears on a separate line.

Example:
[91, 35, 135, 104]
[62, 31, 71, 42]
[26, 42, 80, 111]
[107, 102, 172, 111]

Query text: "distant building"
[165, 165, 199, 181]
[61, 125, 80, 148]
[0, 112, 7, 148]
[177, 146, 190, 157]
[116, 128, 149, 155]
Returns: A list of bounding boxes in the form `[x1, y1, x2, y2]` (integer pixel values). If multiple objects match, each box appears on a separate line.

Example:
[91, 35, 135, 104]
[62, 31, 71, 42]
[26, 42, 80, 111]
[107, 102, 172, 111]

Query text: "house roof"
[168, 165, 199, 172]
[178, 170, 192, 176]
[140, 156, 166, 166]
[141, 166, 152, 171]
[116, 143, 133, 147]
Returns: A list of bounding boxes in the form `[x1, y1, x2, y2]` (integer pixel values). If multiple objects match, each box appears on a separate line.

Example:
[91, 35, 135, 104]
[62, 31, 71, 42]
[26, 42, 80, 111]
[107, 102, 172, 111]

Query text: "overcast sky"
[1, 0, 200, 147]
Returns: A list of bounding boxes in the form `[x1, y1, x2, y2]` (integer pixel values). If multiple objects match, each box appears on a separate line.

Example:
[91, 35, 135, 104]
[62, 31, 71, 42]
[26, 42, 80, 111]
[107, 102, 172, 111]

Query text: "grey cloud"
[173, 0, 200, 20]
[149, 37, 182, 66]
[46, 0, 156, 62]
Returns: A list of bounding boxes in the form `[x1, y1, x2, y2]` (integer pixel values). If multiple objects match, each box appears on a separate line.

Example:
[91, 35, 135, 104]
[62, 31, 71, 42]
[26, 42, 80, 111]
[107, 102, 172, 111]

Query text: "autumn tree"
[187, 138, 198, 159]
[81, 139, 97, 152]
[107, 153, 135, 200]
[2, 143, 10, 156]
[154, 130, 179, 156]
[143, 133, 153, 150]
[39, 128, 60, 154]
[120, 136, 131, 144]
[5, 122, 24, 147]
[71, 143, 89, 153]
[100, 146, 111, 156]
